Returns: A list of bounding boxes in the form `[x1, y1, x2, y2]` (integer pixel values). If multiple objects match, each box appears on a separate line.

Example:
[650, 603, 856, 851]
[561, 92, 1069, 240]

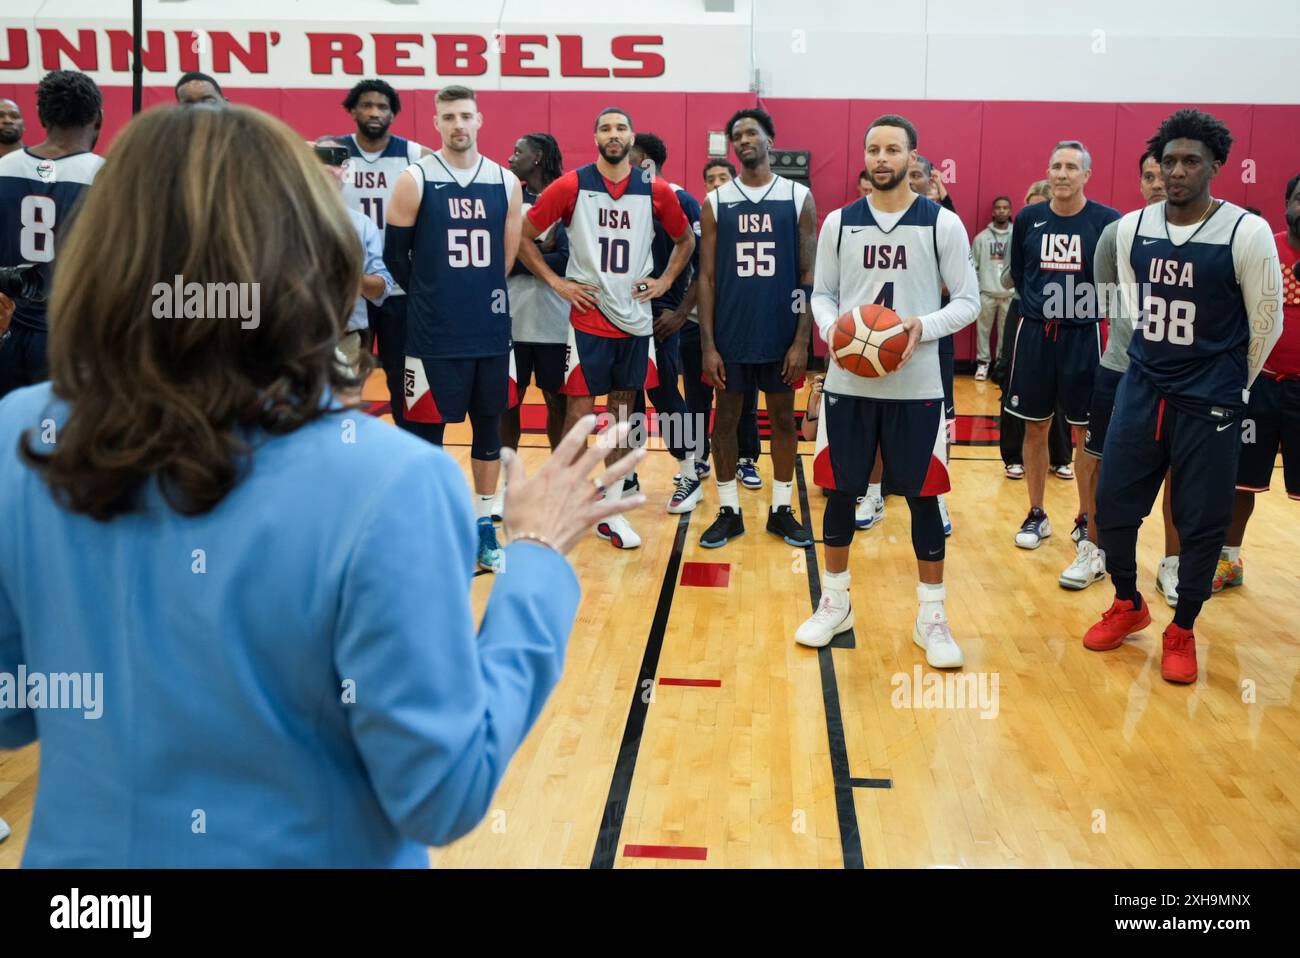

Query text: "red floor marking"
[623, 844, 708, 861]
[658, 678, 722, 688]
[679, 561, 730, 587]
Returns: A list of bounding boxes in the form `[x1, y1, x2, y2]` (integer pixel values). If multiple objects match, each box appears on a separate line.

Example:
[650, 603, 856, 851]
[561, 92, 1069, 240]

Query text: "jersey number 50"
[20, 196, 57, 263]
[1141, 295, 1195, 346]
[448, 228, 491, 267]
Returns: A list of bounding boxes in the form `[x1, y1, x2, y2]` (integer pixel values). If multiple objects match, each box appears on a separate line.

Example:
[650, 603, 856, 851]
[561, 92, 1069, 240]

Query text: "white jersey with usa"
[405, 153, 518, 359]
[338, 133, 425, 296]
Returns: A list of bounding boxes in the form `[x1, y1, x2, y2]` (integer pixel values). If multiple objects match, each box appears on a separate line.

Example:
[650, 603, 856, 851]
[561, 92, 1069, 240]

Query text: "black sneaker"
[700, 507, 744, 549]
[624, 473, 640, 494]
[766, 505, 812, 546]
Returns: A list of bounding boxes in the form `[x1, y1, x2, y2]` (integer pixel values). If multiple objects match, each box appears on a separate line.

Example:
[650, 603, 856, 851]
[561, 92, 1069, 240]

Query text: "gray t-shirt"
[1095, 219, 1131, 373]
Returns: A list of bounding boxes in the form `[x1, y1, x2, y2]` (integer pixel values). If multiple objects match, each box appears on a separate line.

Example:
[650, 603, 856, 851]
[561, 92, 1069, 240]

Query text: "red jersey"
[1266, 230, 1300, 377]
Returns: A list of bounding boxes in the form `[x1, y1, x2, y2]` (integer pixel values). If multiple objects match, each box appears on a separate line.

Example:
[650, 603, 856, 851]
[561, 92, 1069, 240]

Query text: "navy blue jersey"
[648, 183, 700, 314]
[405, 154, 518, 360]
[0, 149, 103, 331]
[1121, 201, 1260, 413]
[1010, 198, 1120, 324]
[710, 174, 810, 363]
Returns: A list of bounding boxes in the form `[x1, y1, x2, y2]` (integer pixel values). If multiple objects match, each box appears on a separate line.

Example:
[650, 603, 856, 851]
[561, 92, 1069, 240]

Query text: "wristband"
[509, 532, 560, 553]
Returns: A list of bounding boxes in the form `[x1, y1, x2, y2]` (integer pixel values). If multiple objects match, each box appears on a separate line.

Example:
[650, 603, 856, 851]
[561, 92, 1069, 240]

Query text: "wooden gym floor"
[2, 373, 1297, 868]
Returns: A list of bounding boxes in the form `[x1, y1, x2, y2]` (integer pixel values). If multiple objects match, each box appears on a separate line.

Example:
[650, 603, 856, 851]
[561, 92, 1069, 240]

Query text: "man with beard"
[383, 86, 523, 573]
[0, 99, 24, 158]
[338, 79, 431, 431]
[517, 106, 694, 550]
[0, 71, 104, 399]
[1085, 109, 1283, 684]
[696, 107, 814, 548]
[797, 114, 979, 666]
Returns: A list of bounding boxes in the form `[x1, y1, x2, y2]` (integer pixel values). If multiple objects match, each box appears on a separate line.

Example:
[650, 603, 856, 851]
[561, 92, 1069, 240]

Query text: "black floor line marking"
[590, 510, 692, 869]
[794, 456, 865, 869]
[850, 778, 893, 789]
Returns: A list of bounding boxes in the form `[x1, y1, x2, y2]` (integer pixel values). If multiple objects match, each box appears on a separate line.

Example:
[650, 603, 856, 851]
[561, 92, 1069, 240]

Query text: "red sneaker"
[1083, 596, 1152, 651]
[1161, 623, 1198, 684]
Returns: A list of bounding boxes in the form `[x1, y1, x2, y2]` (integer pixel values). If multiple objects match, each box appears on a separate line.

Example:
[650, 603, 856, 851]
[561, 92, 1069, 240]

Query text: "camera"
[0, 264, 45, 303]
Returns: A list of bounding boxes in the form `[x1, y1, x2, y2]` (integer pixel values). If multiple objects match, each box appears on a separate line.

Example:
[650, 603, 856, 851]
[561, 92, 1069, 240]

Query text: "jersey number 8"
[448, 228, 491, 268]
[20, 196, 57, 263]
[1141, 295, 1195, 346]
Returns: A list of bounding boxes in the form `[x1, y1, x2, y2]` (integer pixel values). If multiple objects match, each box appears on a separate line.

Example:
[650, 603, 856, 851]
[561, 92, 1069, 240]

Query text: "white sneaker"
[1014, 508, 1051, 549]
[1059, 540, 1106, 590]
[596, 514, 642, 549]
[938, 495, 952, 536]
[795, 592, 853, 647]
[975, 362, 989, 381]
[855, 492, 885, 529]
[913, 612, 965, 668]
[1156, 555, 1180, 608]
[0, 815, 10, 843]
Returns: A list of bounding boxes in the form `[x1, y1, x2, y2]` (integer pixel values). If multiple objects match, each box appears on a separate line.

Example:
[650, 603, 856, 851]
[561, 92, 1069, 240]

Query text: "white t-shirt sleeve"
[918, 208, 980, 341]
[1116, 211, 1140, 325]
[1234, 213, 1285, 389]
[402, 161, 425, 205]
[811, 209, 843, 341]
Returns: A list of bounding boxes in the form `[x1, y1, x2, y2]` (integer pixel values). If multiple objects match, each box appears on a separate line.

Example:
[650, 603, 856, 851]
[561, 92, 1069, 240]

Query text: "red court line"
[658, 677, 722, 688]
[623, 844, 708, 861]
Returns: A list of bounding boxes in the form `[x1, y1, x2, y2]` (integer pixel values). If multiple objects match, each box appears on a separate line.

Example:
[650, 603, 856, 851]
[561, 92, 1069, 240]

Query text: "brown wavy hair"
[22, 104, 365, 519]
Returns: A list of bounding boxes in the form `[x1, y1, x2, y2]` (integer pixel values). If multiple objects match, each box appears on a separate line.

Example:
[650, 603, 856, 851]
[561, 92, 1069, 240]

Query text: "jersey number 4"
[20, 195, 57, 263]
[448, 228, 491, 267]
[1141, 295, 1195, 346]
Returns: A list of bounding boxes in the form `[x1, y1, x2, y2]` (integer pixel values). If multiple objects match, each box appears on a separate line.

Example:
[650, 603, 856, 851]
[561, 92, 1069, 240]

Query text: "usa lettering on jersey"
[863, 244, 908, 269]
[1040, 234, 1083, 271]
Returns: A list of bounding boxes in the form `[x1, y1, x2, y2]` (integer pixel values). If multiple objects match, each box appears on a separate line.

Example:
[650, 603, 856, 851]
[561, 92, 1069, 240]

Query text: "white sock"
[1223, 546, 1241, 563]
[917, 582, 946, 622]
[605, 480, 625, 503]
[475, 494, 494, 519]
[868, 482, 882, 501]
[682, 455, 697, 478]
[771, 479, 793, 511]
[823, 569, 851, 603]
[717, 478, 740, 512]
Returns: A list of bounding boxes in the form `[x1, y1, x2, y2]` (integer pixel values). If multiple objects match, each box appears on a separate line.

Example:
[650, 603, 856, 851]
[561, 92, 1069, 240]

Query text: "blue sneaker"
[673, 460, 713, 483]
[737, 458, 762, 490]
[854, 492, 884, 529]
[477, 517, 503, 572]
[667, 470, 703, 514]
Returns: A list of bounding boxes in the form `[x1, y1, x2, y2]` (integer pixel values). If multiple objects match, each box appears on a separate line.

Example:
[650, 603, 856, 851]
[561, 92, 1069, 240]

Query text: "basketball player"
[1214, 170, 1300, 589]
[383, 85, 523, 572]
[517, 106, 695, 550]
[1006, 141, 1120, 571]
[1073, 151, 1180, 596]
[628, 132, 705, 513]
[0, 71, 103, 400]
[685, 158, 762, 491]
[0, 99, 24, 158]
[972, 196, 1014, 381]
[503, 133, 569, 453]
[337, 79, 431, 431]
[1086, 109, 1283, 683]
[174, 72, 225, 107]
[796, 114, 979, 667]
[697, 107, 814, 546]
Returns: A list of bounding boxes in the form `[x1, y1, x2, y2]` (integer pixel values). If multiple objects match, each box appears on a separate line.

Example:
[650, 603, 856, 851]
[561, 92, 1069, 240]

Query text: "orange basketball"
[830, 304, 909, 377]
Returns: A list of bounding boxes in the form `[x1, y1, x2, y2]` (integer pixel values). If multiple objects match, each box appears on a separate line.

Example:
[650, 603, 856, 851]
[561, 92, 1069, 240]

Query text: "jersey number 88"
[1141, 295, 1195, 346]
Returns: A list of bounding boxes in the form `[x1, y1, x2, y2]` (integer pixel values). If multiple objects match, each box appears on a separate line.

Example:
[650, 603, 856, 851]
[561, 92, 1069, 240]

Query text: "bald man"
[0, 99, 23, 157]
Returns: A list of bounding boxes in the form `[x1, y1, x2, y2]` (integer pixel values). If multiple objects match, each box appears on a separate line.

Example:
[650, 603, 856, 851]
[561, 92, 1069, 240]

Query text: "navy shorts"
[1005, 317, 1102, 424]
[1083, 364, 1123, 458]
[512, 341, 567, 395]
[561, 327, 655, 397]
[403, 353, 509, 424]
[1237, 373, 1300, 498]
[724, 360, 803, 394]
[811, 393, 950, 498]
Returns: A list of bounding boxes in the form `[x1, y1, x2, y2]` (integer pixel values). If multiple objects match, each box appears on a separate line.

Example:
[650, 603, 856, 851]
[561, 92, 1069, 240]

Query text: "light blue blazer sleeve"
[333, 448, 581, 846]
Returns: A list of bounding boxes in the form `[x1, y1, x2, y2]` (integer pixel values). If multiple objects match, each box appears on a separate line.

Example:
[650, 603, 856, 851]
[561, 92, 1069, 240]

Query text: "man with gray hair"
[1005, 140, 1120, 590]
